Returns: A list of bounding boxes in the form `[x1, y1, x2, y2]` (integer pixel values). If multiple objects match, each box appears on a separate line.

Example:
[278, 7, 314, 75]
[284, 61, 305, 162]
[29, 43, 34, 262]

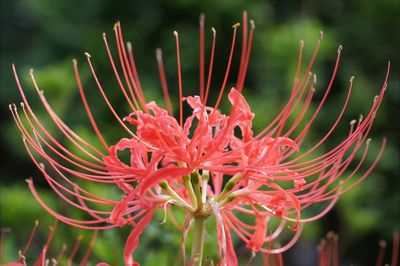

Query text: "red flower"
[10, 11, 389, 265]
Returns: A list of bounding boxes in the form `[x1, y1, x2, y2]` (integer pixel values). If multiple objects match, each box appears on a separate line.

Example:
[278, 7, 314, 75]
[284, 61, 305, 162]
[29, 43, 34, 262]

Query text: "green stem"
[191, 216, 207, 266]
[191, 172, 203, 210]
[183, 175, 197, 209]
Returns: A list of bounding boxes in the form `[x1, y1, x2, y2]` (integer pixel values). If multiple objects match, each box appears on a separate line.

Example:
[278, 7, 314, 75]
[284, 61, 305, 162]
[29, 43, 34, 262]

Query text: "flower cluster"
[10, 12, 389, 265]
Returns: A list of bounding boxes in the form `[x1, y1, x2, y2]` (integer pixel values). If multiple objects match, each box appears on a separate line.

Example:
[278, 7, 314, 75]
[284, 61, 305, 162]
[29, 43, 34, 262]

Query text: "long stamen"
[204, 27, 216, 105]
[199, 14, 205, 101]
[174, 31, 184, 127]
[45, 220, 58, 248]
[17, 220, 39, 262]
[85, 52, 138, 138]
[236, 19, 255, 93]
[79, 231, 98, 266]
[376, 239, 387, 266]
[237, 11, 248, 88]
[392, 233, 399, 266]
[263, 44, 344, 165]
[255, 31, 323, 140]
[156, 48, 173, 115]
[112, 25, 143, 111]
[102, 33, 139, 111]
[214, 23, 240, 110]
[73, 59, 109, 151]
[67, 235, 83, 266]
[26, 179, 116, 229]
[114, 22, 148, 112]
[56, 244, 68, 265]
[30, 70, 105, 160]
[12, 65, 106, 169]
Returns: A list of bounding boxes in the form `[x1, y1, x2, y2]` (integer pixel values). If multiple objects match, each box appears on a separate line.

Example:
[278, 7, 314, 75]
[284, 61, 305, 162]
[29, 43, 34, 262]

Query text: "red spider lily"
[10, 11, 389, 266]
[2, 221, 99, 266]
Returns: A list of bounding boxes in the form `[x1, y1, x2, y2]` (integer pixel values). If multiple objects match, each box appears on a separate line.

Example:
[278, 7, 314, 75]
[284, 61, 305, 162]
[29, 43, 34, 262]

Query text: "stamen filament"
[174, 31, 184, 127]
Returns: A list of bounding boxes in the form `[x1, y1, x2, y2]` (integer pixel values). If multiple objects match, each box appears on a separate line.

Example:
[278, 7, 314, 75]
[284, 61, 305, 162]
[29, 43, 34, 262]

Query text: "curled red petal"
[124, 208, 155, 266]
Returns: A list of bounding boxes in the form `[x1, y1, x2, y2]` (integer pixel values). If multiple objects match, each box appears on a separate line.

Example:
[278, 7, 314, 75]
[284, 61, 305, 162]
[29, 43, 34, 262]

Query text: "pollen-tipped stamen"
[156, 48, 173, 115]
[214, 23, 240, 110]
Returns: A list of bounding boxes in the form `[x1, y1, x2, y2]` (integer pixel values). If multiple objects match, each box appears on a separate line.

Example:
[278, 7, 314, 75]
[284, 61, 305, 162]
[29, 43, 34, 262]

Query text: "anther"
[326, 231, 336, 239]
[18, 250, 26, 260]
[300, 40, 304, 48]
[72, 58, 78, 66]
[319, 31, 324, 40]
[350, 119, 357, 125]
[373, 95, 379, 102]
[84, 52, 91, 58]
[156, 48, 162, 62]
[313, 74, 317, 84]
[211, 27, 216, 36]
[126, 42, 133, 51]
[350, 76, 355, 82]
[200, 13, 205, 23]
[102, 32, 106, 38]
[250, 20, 255, 29]
[20, 102, 24, 108]
[378, 239, 387, 248]
[366, 138, 372, 144]
[173, 31, 178, 37]
[232, 23, 240, 28]
[337, 45, 343, 53]
[29, 69, 34, 75]
[126, 42, 132, 52]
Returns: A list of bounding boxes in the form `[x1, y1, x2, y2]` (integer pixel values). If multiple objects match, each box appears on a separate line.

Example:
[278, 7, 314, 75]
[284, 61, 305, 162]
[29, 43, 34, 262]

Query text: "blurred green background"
[0, 0, 399, 265]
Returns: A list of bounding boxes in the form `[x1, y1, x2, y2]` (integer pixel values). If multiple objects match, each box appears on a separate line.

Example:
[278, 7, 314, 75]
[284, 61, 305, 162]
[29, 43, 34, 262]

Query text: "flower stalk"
[191, 215, 207, 266]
